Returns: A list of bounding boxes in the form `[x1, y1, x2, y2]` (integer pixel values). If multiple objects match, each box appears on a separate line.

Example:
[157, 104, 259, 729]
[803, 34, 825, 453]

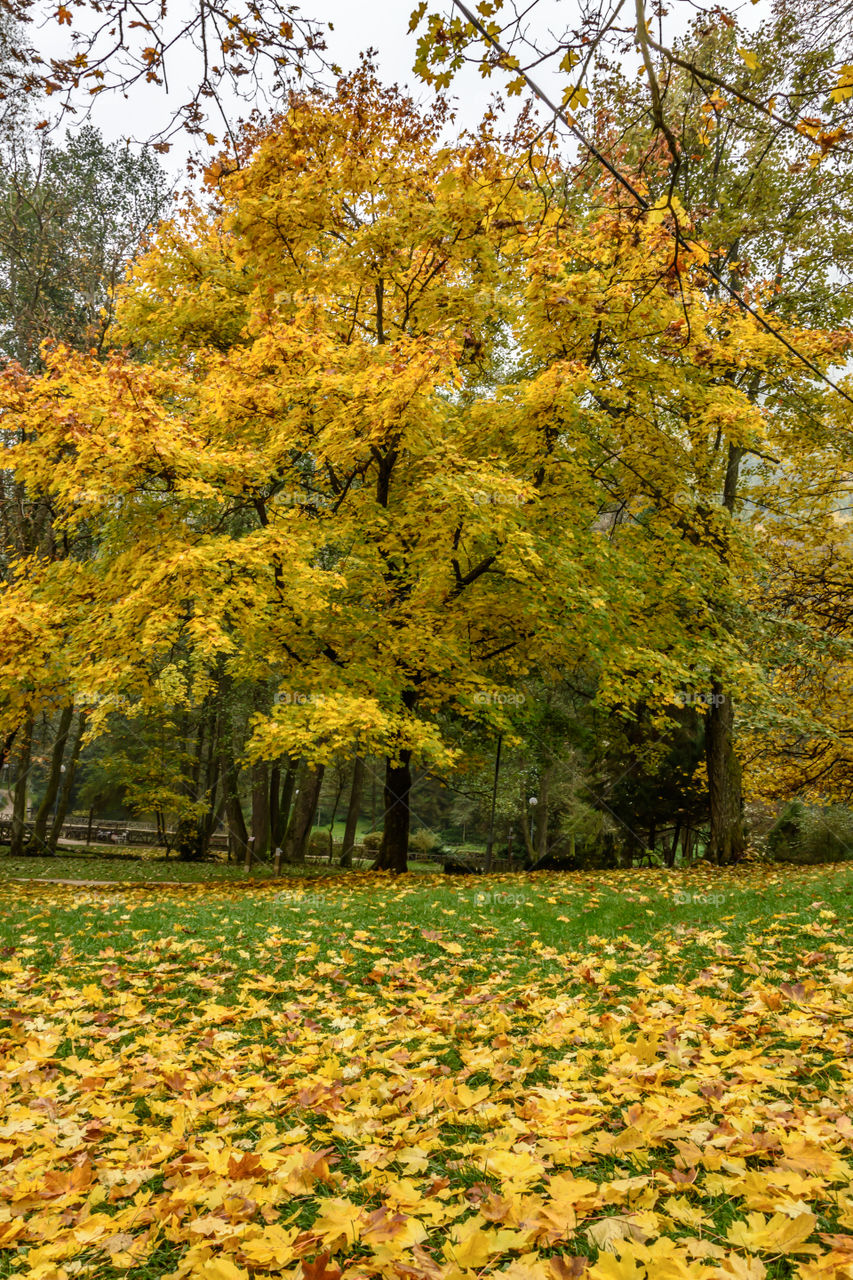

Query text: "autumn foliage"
[2, 70, 852, 869]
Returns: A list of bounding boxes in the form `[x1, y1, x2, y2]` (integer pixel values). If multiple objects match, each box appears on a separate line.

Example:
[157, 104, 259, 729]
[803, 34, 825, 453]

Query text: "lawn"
[0, 862, 851, 1280]
[0, 851, 432, 884]
[0, 851, 340, 885]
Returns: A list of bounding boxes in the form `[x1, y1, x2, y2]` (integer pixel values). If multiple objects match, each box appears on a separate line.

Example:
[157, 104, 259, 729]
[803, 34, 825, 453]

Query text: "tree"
[740, 521, 853, 808]
[27, 701, 73, 850]
[413, 0, 853, 172]
[6, 71, 850, 873]
[0, 127, 167, 848]
[568, 15, 853, 858]
[5, 74, 610, 873]
[0, 0, 326, 145]
[339, 757, 365, 868]
[0, 124, 169, 368]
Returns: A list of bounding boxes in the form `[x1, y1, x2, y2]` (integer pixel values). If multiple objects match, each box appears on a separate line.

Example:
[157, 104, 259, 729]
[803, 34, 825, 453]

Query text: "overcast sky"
[48, 0, 766, 176]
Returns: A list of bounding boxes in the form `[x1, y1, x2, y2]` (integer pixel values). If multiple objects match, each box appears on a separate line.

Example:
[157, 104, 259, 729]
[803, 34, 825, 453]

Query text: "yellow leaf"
[456, 1081, 490, 1108]
[830, 66, 853, 102]
[588, 1218, 642, 1252]
[311, 1197, 363, 1246]
[199, 1260, 250, 1280]
[727, 1211, 817, 1254]
[564, 84, 589, 110]
[242, 1224, 300, 1266]
[588, 1251, 645, 1279]
[446, 1217, 494, 1269]
[483, 1148, 543, 1187]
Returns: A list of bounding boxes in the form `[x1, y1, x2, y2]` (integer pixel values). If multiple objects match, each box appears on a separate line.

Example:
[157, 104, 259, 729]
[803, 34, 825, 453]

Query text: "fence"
[0, 818, 229, 851]
[0, 818, 508, 867]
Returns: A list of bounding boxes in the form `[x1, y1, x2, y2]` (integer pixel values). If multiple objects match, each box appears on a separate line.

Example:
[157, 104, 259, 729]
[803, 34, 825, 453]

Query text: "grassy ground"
[0, 849, 340, 883]
[0, 850, 440, 883]
[0, 862, 851, 1280]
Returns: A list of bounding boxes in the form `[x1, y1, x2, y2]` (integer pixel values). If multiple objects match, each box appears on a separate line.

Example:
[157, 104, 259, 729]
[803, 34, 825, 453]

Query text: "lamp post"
[49, 766, 65, 849]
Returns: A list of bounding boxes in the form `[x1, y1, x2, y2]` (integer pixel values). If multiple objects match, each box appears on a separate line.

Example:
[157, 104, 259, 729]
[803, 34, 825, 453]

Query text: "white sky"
[35, 0, 768, 178]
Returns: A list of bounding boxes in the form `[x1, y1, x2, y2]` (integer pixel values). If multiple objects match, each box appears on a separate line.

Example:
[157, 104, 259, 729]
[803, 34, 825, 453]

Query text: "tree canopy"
[2, 64, 852, 869]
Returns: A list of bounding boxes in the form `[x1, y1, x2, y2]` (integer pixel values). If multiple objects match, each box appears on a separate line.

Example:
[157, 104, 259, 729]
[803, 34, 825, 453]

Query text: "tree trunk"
[340, 756, 365, 868]
[269, 761, 280, 849]
[190, 710, 206, 796]
[9, 716, 33, 857]
[0, 727, 17, 773]
[282, 764, 325, 864]
[220, 749, 249, 863]
[682, 824, 693, 862]
[49, 711, 87, 846]
[704, 443, 747, 867]
[373, 751, 411, 874]
[273, 756, 299, 848]
[370, 764, 377, 829]
[326, 773, 345, 863]
[193, 719, 221, 860]
[484, 735, 502, 873]
[521, 775, 536, 864]
[29, 704, 74, 851]
[251, 760, 270, 859]
[705, 683, 745, 865]
[665, 818, 681, 869]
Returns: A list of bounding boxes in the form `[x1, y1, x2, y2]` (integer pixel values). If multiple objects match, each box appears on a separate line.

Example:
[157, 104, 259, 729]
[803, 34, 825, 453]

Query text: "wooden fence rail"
[0, 818, 229, 851]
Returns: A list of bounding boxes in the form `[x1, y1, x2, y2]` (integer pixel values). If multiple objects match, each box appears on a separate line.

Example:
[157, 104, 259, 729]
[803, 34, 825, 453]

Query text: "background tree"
[0, 125, 169, 367]
[413, 0, 853, 172]
[0, 0, 326, 145]
[0, 126, 167, 847]
[570, 13, 853, 857]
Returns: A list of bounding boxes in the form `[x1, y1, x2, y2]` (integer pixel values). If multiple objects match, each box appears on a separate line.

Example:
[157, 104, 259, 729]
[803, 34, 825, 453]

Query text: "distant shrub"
[307, 830, 333, 859]
[361, 831, 383, 853]
[768, 801, 853, 864]
[408, 828, 440, 856]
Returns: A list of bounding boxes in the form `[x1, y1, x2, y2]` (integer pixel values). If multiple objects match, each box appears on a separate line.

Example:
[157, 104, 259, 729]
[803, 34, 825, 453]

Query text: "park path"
[7, 876, 229, 888]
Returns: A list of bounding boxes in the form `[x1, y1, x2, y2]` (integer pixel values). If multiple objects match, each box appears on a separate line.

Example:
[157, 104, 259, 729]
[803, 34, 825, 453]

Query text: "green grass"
[0, 847, 457, 884]
[0, 861, 851, 1280]
[0, 849, 341, 883]
[0, 858, 849, 980]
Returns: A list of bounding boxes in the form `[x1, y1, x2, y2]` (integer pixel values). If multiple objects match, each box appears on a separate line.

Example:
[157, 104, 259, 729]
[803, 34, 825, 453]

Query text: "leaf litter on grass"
[0, 866, 852, 1280]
